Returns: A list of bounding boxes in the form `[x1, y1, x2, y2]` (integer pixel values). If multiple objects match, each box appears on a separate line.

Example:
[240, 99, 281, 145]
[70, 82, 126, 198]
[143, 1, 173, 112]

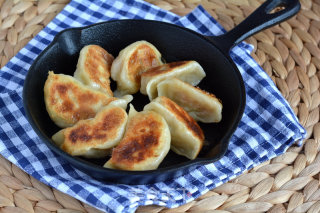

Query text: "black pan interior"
[23, 20, 244, 183]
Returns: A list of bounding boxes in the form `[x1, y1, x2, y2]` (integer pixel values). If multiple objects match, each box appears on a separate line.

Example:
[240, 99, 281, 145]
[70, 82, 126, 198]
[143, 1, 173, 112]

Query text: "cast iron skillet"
[23, 0, 300, 184]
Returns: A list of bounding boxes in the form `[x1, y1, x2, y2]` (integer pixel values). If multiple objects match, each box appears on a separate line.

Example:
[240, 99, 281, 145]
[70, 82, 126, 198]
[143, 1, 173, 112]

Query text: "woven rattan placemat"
[0, 0, 319, 212]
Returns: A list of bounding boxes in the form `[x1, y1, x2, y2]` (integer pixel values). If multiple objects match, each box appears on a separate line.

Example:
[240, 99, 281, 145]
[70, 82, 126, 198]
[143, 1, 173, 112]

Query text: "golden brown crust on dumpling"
[106, 107, 170, 170]
[111, 114, 162, 165]
[65, 108, 124, 144]
[194, 86, 221, 104]
[74, 45, 114, 96]
[44, 71, 115, 128]
[127, 44, 162, 83]
[144, 96, 204, 159]
[60, 106, 127, 156]
[142, 61, 189, 77]
[158, 96, 204, 142]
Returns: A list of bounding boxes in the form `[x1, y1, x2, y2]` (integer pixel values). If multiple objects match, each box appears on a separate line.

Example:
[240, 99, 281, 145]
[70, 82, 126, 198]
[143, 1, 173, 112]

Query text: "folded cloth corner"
[0, 0, 306, 213]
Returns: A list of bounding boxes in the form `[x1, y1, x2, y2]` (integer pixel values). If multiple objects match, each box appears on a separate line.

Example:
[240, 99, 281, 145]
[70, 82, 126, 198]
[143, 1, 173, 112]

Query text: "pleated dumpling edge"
[74, 45, 114, 97]
[111, 40, 163, 96]
[140, 60, 206, 100]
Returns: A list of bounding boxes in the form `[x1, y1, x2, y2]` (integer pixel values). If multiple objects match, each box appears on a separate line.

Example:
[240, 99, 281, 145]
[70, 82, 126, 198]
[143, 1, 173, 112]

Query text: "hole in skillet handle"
[265, 0, 295, 14]
[268, 6, 285, 14]
[209, 0, 301, 54]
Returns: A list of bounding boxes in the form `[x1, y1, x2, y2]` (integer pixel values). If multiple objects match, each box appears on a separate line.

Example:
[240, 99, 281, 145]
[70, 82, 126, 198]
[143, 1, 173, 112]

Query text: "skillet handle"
[210, 0, 300, 53]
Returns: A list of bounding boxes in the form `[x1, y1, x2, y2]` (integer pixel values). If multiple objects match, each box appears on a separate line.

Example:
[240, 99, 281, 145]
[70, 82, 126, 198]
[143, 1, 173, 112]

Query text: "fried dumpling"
[52, 105, 128, 158]
[52, 131, 111, 158]
[44, 71, 131, 128]
[74, 45, 114, 96]
[111, 40, 163, 96]
[140, 60, 206, 100]
[144, 96, 204, 159]
[104, 105, 170, 171]
[157, 78, 222, 123]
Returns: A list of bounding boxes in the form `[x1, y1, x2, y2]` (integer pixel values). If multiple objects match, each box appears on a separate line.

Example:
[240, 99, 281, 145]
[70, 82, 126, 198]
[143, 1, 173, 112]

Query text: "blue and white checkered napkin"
[0, 0, 306, 212]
